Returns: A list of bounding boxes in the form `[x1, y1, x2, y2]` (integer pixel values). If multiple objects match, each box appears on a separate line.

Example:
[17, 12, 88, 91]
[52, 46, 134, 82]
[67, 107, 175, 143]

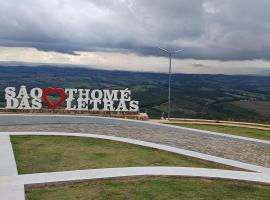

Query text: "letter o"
[30, 88, 43, 99]
[91, 89, 103, 100]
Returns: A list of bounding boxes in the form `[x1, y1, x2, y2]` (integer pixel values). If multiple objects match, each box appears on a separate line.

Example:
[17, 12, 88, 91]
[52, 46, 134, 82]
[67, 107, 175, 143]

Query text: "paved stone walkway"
[1, 123, 270, 168]
[6, 131, 270, 173]
[0, 114, 270, 200]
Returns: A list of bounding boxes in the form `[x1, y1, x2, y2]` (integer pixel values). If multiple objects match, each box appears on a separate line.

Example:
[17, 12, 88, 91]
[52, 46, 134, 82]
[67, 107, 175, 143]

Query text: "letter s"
[5, 87, 16, 99]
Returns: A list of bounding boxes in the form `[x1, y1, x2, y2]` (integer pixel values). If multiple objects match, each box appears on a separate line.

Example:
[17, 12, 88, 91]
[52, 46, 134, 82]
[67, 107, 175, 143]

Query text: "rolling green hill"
[1, 65, 270, 122]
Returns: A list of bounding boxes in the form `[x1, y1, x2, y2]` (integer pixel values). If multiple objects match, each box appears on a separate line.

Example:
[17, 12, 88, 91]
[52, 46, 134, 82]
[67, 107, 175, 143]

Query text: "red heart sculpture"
[42, 87, 66, 109]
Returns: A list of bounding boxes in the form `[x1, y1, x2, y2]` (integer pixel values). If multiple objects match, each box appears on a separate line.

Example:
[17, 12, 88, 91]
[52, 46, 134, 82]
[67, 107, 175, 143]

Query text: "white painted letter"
[129, 101, 139, 112]
[120, 88, 131, 101]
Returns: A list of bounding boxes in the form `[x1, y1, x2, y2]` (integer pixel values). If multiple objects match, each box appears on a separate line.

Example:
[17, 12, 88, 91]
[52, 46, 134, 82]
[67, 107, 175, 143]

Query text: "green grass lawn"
[170, 123, 270, 141]
[25, 177, 270, 200]
[11, 135, 236, 174]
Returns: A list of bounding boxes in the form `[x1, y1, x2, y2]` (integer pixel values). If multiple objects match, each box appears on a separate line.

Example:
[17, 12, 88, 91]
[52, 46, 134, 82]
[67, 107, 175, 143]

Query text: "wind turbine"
[158, 47, 184, 120]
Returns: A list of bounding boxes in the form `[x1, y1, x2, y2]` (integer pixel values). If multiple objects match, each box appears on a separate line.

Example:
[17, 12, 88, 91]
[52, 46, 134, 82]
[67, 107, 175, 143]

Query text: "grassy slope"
[11, 135, 236, 174]
[171, 123, 270, 141]
[232, 101, 270, 117]
[25, 177, 270, 200]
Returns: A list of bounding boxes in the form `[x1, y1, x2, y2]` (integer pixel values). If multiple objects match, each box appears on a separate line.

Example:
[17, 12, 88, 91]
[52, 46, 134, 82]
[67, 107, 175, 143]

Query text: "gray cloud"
[0, 0, 270, 60]
[192, 63, 207, 68]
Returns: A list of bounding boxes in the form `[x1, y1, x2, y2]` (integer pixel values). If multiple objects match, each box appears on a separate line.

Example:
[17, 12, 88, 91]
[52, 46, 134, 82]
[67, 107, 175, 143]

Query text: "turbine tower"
[158, 47, 184, 120]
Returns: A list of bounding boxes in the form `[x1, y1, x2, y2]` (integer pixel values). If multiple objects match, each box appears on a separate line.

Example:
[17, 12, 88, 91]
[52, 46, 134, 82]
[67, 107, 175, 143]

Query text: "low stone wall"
[0, 108, 149, 121]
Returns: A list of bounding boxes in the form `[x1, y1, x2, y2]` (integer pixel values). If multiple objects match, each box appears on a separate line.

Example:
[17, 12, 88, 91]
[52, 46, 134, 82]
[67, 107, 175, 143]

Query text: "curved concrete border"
[2, 167, 270, 200]
[19, 167, 270, 185]
[1, 114, 269, 145]
[4, 131, 270, 173]
[0, 135, 18, 176]
[1, 131, 270, 200]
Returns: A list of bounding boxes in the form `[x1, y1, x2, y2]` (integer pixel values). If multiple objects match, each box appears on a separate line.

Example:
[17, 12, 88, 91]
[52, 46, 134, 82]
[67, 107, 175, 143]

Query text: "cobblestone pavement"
[1, 123, 270, 168]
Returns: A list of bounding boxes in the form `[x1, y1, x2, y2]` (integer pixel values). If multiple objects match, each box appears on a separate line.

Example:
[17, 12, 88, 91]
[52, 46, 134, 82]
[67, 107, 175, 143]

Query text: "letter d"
[6, 98, 19, 109]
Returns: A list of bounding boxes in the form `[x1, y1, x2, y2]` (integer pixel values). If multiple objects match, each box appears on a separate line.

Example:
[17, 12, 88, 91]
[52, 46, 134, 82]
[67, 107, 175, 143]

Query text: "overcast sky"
[0, 0, 270, 75]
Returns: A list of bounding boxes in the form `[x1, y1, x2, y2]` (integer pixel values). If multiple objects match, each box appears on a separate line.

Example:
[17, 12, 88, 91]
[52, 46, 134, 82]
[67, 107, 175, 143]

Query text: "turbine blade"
[173, 49, 184, 53]
[158, 47, 169, 53]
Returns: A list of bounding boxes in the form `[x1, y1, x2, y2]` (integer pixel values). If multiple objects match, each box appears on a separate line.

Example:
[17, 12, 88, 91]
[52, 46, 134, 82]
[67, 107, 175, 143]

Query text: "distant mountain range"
[1, 65, 270, 122]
